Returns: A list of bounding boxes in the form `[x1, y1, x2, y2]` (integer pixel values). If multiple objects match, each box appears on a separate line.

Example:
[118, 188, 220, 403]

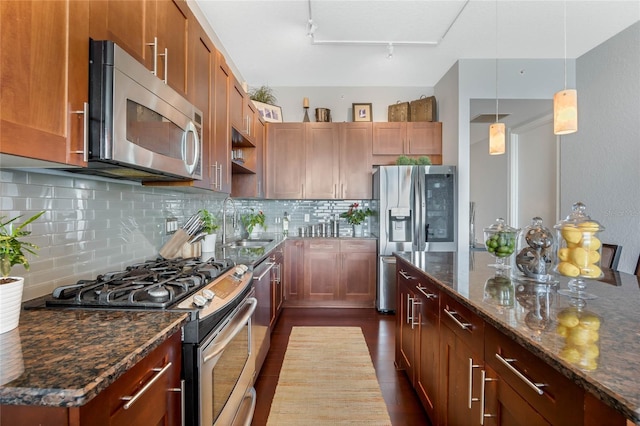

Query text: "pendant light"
[489, 0, 505, 155]
[554, 1, 578, 135]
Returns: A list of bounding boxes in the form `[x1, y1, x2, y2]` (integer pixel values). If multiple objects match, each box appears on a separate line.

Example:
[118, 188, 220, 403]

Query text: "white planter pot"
[202, 233, 217, 252]
[353, 224, 363, 237]
[0, 277, 24, 334]
[0, 328, 24, 385]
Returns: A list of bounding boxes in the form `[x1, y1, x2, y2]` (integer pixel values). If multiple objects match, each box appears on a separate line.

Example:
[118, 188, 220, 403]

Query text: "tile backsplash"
[1, 169, 372, 301]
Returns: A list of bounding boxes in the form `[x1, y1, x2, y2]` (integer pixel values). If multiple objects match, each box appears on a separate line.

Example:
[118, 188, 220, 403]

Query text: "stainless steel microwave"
[75, 40, 202, 182]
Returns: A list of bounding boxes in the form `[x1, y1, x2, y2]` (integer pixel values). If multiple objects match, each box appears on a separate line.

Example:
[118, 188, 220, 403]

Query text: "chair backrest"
[601, 244, 621, 270]
[635, 254, 640, 277]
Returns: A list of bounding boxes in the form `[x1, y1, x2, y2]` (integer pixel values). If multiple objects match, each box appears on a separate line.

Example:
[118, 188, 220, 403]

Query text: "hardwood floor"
[252, 308, 431, 426]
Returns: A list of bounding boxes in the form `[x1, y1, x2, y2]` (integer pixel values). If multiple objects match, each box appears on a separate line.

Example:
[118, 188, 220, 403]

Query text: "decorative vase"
[0, 277, 25, 334]
[202, 233, 217, 252]
[353, 224, 363, 237]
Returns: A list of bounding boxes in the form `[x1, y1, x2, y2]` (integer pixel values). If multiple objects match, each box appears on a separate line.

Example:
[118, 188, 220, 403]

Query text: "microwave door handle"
[183, 121, 200, 176]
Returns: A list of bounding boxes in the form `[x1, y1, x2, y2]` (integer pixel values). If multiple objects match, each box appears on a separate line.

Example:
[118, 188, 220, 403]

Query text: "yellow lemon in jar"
[567, 326, 597, 346]
[556, 325, 569, 337]
[560, 346, 581, 363]
[578, 221, 600, 233]
[562, 227, 583, 244]
[579, 313, 601, 331]
[580, 264, 602, 278]
[588, 250, 601, 264]
[582, 236, 602, 251]
[571, 247, 590, 268]
[557, 309, 580, 328]
[582, 343, 600, 360]
[578, 357, 598, 371]
[558, 261, 580, 277]
[558, 248, 571, 262]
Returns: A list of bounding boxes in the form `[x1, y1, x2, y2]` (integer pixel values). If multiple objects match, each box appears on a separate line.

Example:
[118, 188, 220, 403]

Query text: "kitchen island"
[397, 250, 640, 425]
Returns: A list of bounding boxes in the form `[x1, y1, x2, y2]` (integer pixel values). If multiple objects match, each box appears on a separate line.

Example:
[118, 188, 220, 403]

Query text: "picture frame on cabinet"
[352, 103, 372, 122]
[253, 101, 283, 123]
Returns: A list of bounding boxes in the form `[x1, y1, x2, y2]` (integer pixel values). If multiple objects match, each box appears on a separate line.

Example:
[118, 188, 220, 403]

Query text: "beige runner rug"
[266, 326, 392, 425]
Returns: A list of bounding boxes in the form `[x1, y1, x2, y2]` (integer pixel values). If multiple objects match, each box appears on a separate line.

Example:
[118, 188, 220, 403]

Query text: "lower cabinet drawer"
[485, 325, 583, 425]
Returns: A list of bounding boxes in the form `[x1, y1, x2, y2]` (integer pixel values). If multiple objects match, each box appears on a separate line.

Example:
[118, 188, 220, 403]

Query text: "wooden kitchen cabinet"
[230, 77, 256, 144]
[0, 0, 88, 166]
[233, 117, 265, 198]
[284, 239, 305, 302]
[483, 324, 583, 425]
[213, 51, 232, 193]
[285, 239, 375, 308]
[0, 332, 182, 426]
[89, 0, 190, 98]
[395, 258, 440, 424]
[372, 122, 443, 166]
[266, 123, 306, 199]
[266, 122, 373, 199]
[439, 292, 485, 426]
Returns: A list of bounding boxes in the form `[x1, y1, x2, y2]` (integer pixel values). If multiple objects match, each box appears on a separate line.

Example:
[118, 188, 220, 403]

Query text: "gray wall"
[563, 22, 640, 273]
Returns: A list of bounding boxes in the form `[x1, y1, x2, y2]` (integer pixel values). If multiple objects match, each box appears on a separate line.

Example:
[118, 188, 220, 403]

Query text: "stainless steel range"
[43, 256, 257, 426]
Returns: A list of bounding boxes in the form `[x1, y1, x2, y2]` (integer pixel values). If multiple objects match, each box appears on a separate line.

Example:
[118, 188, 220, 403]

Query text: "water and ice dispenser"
[389, 208, 412, 242]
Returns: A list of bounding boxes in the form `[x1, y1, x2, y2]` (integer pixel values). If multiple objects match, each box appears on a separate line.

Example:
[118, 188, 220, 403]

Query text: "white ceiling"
[192, 0, 639, 88]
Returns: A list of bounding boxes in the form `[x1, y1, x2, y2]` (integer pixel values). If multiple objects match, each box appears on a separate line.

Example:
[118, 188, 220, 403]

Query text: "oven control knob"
[234, 266, 245, 277]
[193, 294, 207, 308]
[202, 289, 215, 300]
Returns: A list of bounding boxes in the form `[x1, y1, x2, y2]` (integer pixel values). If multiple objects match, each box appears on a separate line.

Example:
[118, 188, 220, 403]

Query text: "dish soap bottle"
[282, 212, 290, 236]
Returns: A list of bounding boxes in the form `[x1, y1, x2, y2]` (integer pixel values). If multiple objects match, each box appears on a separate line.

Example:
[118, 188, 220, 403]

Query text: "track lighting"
[387, 43, 394, 59]
[306, 19, 318, 38]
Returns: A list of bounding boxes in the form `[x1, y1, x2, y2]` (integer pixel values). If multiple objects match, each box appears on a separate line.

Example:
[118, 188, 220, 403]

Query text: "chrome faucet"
[221, 196, 238, 245]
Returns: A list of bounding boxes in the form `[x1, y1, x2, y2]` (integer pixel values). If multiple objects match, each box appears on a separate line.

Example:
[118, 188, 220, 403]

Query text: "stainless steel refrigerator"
[373, 165, 457, 312]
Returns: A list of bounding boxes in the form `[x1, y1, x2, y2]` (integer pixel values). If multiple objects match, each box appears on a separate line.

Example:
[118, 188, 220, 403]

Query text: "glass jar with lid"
[554, 202, 605, 302]
[483, 218, 518, 270]
[513, 217, 557, 283]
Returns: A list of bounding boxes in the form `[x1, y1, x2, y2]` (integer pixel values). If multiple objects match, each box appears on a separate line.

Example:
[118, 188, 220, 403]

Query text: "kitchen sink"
[224, 238, 274, 248]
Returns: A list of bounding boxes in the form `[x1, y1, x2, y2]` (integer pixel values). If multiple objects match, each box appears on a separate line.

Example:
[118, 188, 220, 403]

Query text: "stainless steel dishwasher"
[252, 258, 274, 376]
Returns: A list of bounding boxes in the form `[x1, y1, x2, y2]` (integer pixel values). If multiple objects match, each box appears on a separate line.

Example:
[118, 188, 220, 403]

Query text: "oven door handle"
[203, 297, 257, 364]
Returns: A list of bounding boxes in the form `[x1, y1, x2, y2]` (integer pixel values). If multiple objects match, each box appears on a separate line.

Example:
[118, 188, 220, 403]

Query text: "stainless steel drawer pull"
[495, 353, 546, 395]
[444, 308, 472, 330]
[399, 270, 415, 280]
[69, 102, 89, 162]
[121, 361, 172, 409]
[417, 285, 437, 299]
[468, 358, 481, 408]
[480, 370, 497, 425]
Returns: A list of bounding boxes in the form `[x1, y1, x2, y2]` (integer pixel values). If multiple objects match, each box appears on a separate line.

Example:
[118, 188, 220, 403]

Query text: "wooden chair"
[601, 244, 621, 270]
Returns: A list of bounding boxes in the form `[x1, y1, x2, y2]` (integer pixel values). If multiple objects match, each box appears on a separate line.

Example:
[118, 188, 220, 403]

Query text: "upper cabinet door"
[305, 123, 339, 199]
[406, 122, 442, 155]
[341, 123, 373, 199]
[1, 0, 89, 166]
[266, 123, 305, 199]
[90, 0, 189, 98]
[213, 53, 232, 193]
[372, 122, 405, 155]
[155, 0, 189, 96]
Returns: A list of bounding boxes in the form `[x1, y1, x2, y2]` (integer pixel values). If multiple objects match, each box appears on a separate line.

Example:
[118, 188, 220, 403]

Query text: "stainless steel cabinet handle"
[444, 308, 472, 330]
[69, 102, 88, 162]
[218, 163, 223, 190]
[468, 358, 481, 408]
[416, 285, 437, 299]
[253, 262, 275, 281]
[411, 297, 421, 329]
[406, 294, 412, 325]
[146, 37, 158, 76]
[158, 47, 168, 84]
[399, 270, 415, 280]
[480, 370, 497, 425]
[495, 353, 546, 395]
[121, 361, 172, 409]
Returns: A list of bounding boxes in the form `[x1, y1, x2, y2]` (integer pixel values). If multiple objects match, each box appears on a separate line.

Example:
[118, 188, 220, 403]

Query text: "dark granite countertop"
[396, 250, 640, 424]
[0, 309, 188, 407]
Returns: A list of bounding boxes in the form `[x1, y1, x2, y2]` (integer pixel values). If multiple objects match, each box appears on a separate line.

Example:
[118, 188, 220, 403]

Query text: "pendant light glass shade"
[553, 89, 578, 135]
[489, 122, 506, 155]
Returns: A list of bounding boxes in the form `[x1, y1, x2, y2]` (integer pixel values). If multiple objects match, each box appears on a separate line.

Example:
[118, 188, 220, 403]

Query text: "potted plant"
[340, 203, 373, 237]
[198, 209, 219, 252]
[249, 85, 277, 105]
[1, 211, 44, 334]
[241, 209, 267, 237]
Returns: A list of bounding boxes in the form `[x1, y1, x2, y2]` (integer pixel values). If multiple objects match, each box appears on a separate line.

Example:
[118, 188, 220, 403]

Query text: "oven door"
[199, 292, 257, 426]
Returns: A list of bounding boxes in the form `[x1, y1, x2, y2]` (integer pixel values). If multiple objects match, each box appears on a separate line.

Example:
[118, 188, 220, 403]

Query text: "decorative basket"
[388, 101, 410, 122]
[410, 95, 437, 122]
